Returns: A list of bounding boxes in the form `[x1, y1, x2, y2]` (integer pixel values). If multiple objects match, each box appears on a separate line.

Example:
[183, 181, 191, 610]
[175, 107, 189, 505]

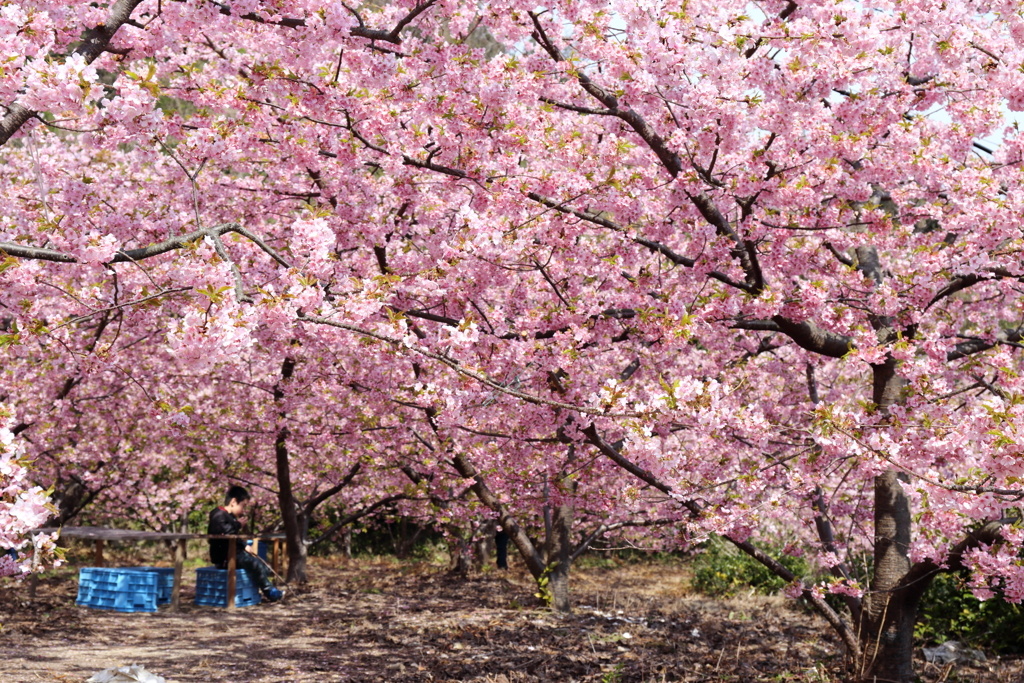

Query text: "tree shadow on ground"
[2, 558, 1021, 682]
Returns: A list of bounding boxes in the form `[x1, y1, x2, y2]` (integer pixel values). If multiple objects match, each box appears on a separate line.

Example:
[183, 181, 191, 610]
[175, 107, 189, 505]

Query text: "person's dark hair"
[224, 485, 250, 505]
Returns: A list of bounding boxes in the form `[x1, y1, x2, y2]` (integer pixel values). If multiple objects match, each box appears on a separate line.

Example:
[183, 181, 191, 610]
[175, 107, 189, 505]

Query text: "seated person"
[208, 485, 282, 602]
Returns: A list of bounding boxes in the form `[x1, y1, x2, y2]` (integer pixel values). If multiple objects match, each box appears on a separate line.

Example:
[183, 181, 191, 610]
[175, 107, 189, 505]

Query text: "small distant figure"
[208, 485, 283, 602]
[495, 529, 509, 570]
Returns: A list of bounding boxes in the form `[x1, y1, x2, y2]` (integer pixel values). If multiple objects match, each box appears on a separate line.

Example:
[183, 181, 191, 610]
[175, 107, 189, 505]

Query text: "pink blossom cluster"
[0, 408, 56, 576]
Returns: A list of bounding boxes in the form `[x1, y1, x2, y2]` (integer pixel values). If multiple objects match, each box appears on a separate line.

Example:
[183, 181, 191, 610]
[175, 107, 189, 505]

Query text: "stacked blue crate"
[133, 567, 176, 604]
[76, 567, 159, 613]
[194, 566, 261, 607]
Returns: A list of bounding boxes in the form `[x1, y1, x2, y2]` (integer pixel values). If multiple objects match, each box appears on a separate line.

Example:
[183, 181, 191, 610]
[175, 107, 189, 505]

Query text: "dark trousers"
[495, 530, 509, 570]
[219, 551, 274, 592]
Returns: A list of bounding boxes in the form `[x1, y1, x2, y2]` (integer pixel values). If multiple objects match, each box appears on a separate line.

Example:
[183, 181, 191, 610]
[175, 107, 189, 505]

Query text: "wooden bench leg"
[272, 539, 280, 576]
[171, 539, 185, 611]
[28, 536, 40, 599]
[95, 539, 104, 567]
[227, 539, 236, 609]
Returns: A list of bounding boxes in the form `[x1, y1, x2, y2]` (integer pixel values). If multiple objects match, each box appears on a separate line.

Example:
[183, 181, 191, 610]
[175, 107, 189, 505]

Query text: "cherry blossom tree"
[3, 0, 1024, 680]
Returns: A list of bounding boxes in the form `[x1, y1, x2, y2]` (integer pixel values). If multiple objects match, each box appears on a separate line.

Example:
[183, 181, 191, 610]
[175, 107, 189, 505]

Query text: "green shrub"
[690, 537, 809, 597]
[916, 571, 1024, 654]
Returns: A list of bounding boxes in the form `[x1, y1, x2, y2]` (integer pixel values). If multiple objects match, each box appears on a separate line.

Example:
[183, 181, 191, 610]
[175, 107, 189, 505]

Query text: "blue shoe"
[264, 587, 283, 602]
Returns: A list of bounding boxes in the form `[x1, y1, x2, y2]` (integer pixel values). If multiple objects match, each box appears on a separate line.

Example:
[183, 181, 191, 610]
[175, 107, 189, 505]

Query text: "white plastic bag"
[921, 641, 986, 665]
[86, 665, 167, 683]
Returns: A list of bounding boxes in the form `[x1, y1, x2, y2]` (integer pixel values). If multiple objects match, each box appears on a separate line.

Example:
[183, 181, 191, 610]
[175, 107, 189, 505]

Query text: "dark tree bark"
[48, 474, 101, 526]
[546, 500, 574, 612]
[858, 469, 916, 682]
[273, 357, 307, 584]
[546, 444, 578, 612]
[855, 343, 918, 681]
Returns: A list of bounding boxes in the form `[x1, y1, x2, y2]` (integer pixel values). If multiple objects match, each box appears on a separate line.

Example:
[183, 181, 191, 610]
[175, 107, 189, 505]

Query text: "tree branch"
[206, 0, 306, 28]
[528, 11, 681, 177]
[527, 15, 774, 295]
[539, 97, 616, 116]
[813, 487, 862, 624]
[1, 223, 293, 270]
[47, 287, 192, 332]
[0, 0, 146, 147]
[897, 519, 1011, 598]
[0, 243, 78, 263]
[298, 314, 649, 418]
[948, 326, 1024, 361]
[303, 461, 362, 517]
[308, 494, 408, 548]
[771, 317, 853, 358]
[350, 0, 439, 44]
[582, 422, 861, 658]
[528, 192, 759, 292]
[742, 1, 798, 58]
[402, 309, 461, 326]
[568, 517, 675, 564]
[209, 231, 253, 303]
[928, 267, 1019, 310]
[731, 319, 782, 333]
[527, 192, 695, 267]
[208, 0, 437, 43]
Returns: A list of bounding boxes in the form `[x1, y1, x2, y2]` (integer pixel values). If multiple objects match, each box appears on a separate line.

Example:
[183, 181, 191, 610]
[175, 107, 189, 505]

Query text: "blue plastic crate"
[76, 567, 159, 613]
[194, 566, 262, 607]
[133, 567, 176, 604]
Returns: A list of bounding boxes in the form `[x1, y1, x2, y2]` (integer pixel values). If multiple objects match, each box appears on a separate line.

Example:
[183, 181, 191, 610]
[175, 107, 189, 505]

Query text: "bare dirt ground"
[1, 555, 1021, 683]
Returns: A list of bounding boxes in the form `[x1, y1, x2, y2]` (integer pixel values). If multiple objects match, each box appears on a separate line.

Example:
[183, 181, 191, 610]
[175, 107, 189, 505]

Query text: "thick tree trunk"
[547, 445, 578, 612]
[276, 423, 307, 583]
[858, 469, 917, 683]
[547, 502, 574, 612]
[274, 357, 306, 584]
[858, 363, 918, 682]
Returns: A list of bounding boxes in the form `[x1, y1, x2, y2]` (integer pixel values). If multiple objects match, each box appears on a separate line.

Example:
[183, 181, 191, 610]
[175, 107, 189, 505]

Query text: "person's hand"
[245, 542, 255, 555]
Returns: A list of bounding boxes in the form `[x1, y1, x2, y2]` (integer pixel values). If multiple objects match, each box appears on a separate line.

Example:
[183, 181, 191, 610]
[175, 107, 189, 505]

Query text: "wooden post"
[28, 534, 39, 599]
[171, 538, 186, 611]
[226, 538, 236, 609]
[94, 539, 104, 567]
[272, 539, 280, 576]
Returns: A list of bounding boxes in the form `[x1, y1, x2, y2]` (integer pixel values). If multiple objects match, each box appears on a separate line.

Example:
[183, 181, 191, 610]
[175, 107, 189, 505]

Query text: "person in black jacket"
[208, 485, 282, 602]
